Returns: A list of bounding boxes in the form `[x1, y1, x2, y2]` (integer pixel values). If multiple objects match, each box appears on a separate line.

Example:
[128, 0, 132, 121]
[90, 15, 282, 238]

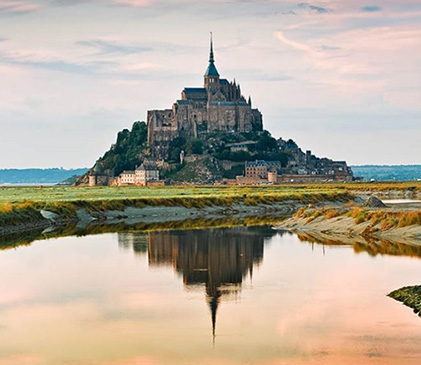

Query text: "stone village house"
[117, 162, 160, 186]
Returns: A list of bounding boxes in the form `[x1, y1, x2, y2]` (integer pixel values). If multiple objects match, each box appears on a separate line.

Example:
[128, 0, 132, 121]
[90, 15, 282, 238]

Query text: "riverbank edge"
[276, 207, 421, 245]
[0, 192, 354, 237]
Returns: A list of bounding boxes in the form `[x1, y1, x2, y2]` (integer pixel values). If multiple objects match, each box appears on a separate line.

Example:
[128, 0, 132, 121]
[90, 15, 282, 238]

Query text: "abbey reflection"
[118, 227, 277, 338]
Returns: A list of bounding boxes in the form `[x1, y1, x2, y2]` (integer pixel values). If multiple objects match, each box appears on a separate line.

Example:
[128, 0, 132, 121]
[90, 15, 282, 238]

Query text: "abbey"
[147, 36, 263, 159]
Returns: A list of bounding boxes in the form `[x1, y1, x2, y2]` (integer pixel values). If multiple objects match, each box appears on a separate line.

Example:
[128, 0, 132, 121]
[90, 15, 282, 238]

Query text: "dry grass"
[0, 185, 355, 228]
[296, 205, 421, 231]
[295, 207, 344, 222]
[348, 207, 421, 229]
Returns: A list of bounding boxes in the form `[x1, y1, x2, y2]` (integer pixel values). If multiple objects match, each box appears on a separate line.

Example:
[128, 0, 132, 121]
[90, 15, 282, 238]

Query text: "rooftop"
[246, 160, 282, 168]
[183, 87, 207, 93]
[137, 164, 158, 171]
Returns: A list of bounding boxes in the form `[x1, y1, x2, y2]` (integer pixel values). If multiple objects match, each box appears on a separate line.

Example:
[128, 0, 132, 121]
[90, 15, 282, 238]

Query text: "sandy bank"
[277, 209, 421, 246]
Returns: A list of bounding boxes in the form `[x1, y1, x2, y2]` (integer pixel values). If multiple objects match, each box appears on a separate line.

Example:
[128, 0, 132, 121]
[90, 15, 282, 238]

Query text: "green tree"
[187, 139, 204, 155]
[257, 131, 277, 151]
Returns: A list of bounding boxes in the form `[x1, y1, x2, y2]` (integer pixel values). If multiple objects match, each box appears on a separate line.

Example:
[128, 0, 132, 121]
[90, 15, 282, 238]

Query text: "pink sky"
[0, 0, 420, 167]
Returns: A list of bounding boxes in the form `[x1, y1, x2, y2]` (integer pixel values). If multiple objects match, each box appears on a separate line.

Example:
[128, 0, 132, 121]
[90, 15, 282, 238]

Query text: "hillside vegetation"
[92, 121, 148, 176]
[80, 120, 293, 184]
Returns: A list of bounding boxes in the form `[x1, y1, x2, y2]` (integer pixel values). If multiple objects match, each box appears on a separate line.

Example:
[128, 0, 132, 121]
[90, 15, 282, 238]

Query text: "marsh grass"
[297, 205, 421, 231]
[0, 185, 355, 228]
[351, 208, 421, 229]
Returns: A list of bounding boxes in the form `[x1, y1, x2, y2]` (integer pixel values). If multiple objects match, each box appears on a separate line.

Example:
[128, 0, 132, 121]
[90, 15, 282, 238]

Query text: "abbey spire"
[204, 33, 220, 90]
[209, 32, 215, 63]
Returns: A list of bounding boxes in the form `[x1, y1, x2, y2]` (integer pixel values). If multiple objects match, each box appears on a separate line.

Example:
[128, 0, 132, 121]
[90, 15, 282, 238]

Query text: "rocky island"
[80, 36, 353, 186]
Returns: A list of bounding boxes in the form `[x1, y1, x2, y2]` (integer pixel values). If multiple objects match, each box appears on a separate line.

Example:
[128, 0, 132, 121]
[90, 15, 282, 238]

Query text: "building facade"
[116, 161, 160, 186]
[119, 171, 135, 185]
[245, 160, 282, 179]
[147, 36, 263, 159]
[135, 162, 160, 186]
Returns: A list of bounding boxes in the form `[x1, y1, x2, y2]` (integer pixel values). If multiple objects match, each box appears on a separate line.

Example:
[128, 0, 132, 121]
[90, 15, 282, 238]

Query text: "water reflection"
[295, 232, 421, 258]
[0, 215, 283, 252]
[2, 226, 421, 364]
[119, 227, 277, 339]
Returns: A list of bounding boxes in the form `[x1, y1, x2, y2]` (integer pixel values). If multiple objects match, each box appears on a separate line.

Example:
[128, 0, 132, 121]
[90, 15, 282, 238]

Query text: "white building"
[135, 163, 160, 186]
[119, 171, 135, 185]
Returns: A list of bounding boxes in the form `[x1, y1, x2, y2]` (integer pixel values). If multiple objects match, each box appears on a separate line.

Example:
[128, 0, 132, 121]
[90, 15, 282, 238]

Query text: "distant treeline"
[0, 168, 88, 184]
[351, 165, 421, 181]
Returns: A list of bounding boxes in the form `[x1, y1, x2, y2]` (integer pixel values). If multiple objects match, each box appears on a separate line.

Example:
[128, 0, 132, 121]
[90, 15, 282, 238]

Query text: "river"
[0, 226, 420, 364]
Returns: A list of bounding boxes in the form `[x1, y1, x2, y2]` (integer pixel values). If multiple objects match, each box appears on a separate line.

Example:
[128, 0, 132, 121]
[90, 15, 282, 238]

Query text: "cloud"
[77, 40, 154, 55]
[112, 0, 154, 7]
[275, 24, 421, 104]
[319, 45, 342, 51]
[0, 0, 40, 14]
[298, 3, 328, 14]
[361, 5, 382, 12]
[0, 49, 114, 74]
[227, 68, 294, 82]
[275, 31, 314, 53]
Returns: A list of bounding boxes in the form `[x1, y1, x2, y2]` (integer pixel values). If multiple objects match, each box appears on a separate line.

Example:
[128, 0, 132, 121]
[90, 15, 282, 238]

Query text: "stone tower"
[204, 33, 220, 93]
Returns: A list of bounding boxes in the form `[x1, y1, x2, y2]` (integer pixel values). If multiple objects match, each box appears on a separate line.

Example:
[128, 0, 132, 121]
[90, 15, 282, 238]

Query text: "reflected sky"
[0, 227, 421, 364]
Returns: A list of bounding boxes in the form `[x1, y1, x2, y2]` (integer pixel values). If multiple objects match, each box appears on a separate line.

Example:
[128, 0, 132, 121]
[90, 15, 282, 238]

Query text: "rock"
[364, 196, 386, 208]
[40, 210, 60, 221]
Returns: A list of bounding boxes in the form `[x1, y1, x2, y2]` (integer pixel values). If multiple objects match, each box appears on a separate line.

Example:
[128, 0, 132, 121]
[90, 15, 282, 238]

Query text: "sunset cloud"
[0, 0, 40, 14]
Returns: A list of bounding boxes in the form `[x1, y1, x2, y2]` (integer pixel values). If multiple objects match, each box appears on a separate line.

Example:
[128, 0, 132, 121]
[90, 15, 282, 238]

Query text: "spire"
[209, 32, 215, 63]
[204, 32, 219, 77]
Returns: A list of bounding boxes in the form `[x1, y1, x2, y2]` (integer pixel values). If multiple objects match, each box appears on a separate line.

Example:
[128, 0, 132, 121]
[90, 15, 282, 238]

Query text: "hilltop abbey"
[147, 35, 263, 159]
[84, 35, 354, 186]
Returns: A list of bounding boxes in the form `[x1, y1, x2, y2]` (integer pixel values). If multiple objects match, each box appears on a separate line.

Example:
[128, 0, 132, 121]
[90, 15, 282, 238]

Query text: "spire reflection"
[118, 227, 277, 340]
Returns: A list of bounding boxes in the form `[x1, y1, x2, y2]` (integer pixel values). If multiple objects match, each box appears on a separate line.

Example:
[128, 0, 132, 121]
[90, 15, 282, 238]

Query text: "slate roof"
[245, 160, 282, 168]
[204, 62, 220, 77]
[136, 164, 158, 171]
[183, 87, 207, 94]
